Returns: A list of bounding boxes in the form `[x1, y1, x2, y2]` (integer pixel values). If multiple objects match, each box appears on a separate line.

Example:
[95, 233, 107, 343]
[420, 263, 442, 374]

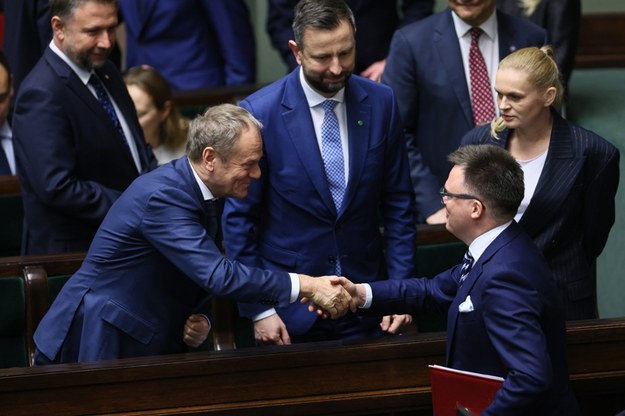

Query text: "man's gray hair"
[186, 104, 263, 163]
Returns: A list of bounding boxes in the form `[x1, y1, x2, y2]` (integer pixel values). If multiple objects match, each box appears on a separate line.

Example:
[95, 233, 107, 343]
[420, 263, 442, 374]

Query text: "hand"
[331, 276, 366, 308]
[426, 207, 447, 224]
[380, 314, 413, 334]
[298, 274, 353, 319]
[359, 59, 386, 82]
[254, 314, 291, 345]
[182, 314, 211, 348]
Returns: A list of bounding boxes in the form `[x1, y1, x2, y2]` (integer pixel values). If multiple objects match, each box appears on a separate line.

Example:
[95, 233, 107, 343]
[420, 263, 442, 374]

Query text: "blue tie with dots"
[459, 251, 474, 286]
[89, 74, 128, 145]
[320, 100, 345, 210]
[320, 99, 345, 275]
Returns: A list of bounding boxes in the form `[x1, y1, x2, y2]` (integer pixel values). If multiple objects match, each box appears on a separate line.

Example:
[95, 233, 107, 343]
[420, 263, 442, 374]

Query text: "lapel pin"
[357, 120, 364, 126]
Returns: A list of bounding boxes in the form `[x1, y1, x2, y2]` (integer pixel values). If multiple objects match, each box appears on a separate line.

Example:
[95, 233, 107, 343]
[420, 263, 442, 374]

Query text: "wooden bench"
[576, 13, 625, 68]
[0, 318, 623, 415]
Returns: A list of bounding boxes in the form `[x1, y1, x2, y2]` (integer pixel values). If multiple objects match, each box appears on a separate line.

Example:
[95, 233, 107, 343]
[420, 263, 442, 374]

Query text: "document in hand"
[429, 364, 504, 416]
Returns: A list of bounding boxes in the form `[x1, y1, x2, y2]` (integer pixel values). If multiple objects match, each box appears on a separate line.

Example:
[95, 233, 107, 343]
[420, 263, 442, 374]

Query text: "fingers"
[380, 314, 414, 334]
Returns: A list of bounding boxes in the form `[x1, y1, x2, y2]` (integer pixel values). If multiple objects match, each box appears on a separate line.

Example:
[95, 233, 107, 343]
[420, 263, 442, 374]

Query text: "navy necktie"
[459, 251, 474, 286]
[204, 199, 224, 249]
[89, 74, 128, 145]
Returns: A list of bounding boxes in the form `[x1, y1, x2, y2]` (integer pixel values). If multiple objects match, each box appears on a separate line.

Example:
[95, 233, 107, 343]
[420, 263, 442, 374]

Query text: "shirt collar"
[451, 8, 498, 42]
[0, 120, 11, 139]
[298, 66, 345, 109]
[188, 157, 216, 201]
[468, 220, 512, 262]
[49, 40, 93, 86]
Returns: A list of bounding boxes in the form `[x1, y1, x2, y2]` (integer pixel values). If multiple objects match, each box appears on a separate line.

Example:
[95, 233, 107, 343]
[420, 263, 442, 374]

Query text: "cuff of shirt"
[289, 272, 299, 303]
[362, 283, 373, 309]
[252, 308, 277, 322]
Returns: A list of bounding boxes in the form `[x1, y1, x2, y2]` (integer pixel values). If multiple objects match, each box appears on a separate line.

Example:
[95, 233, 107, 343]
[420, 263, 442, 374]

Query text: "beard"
[65, 46, 111, 71]
[303, 67, 353, 95]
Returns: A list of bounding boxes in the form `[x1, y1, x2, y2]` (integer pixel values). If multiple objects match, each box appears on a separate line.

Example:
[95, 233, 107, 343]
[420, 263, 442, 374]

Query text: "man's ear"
[288, 40, 303, 66]
[470, 199, 485, 219]
[202, 146, 217, 171]
[51, 16, 65, 41]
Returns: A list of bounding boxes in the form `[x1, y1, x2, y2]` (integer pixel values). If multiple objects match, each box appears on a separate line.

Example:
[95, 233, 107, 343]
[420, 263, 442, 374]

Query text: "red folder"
[429, 364, 504, 416]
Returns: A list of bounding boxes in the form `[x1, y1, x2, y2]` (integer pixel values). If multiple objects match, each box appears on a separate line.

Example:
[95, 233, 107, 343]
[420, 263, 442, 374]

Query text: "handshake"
[297, 275, 367, 319]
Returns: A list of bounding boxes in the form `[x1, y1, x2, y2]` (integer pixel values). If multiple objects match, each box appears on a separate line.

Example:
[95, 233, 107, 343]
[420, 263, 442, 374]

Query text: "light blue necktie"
[89, 74, 128, 145]
[320, 100, 345, 210]
[459, 251, 474, 286]
[320, 99, 345, 275]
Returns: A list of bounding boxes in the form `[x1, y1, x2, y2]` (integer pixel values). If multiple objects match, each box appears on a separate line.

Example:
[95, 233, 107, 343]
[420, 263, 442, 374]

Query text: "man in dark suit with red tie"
[12, 0, 157, 255]
[382, 0, 546, 223]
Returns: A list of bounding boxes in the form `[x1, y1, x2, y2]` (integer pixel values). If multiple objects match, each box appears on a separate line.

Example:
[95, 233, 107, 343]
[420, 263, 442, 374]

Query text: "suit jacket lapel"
[436, 10, 473, 127]
[519, 112, 582, 237]
[95, 66, 150, 171]
[281, 71, 337, 213]
[45, 47, 142, 170]
[341, 78, 370, 217]
[445, 223, 520, 363]
[497, 11, 525, 58]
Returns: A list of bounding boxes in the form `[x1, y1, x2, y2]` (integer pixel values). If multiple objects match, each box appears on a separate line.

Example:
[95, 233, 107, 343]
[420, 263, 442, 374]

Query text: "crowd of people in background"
[0, 0, 621, 413]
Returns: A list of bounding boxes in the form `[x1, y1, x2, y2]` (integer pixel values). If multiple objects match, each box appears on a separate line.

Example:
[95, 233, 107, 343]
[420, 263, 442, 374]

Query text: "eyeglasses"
[439, 187, 483, 205]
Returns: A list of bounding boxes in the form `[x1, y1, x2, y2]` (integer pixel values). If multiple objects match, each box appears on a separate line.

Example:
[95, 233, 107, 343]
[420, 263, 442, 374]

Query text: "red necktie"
[469, 28, 495, 126]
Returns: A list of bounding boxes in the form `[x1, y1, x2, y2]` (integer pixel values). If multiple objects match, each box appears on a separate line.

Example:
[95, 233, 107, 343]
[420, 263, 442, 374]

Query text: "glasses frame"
[439, 187, 484, 206]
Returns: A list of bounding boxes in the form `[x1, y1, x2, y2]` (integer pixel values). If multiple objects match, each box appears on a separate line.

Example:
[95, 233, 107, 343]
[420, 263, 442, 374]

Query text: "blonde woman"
[460, 46, 619, 320]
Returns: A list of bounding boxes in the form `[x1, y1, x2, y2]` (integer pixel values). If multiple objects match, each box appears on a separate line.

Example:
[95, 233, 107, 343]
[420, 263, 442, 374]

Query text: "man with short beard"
[13, 0, 157, 255]
[223, 0, 416, 345]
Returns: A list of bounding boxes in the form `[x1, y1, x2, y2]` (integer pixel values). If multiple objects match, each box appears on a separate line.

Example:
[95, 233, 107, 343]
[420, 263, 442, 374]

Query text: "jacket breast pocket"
[98, 299, 156, 345]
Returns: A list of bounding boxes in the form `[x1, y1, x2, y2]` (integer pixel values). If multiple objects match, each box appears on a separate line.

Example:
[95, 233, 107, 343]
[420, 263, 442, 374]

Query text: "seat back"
[0, 276, 28, 368]
[0, 193, 23, 257]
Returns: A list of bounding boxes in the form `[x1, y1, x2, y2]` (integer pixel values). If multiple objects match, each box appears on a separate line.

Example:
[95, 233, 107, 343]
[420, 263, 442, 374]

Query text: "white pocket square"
[458, 295, 474, 313]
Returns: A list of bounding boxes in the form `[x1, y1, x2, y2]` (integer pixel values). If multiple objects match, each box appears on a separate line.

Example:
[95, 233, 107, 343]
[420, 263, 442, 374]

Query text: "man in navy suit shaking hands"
[33, 104, 353, 364]
[334, 145, 580, 415]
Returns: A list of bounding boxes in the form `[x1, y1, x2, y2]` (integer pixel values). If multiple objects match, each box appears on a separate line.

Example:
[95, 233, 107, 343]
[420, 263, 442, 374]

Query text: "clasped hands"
[298, 275, 365, 319]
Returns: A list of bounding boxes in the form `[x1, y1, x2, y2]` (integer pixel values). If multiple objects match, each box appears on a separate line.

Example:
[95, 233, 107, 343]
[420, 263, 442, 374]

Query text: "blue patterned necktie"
[89, 74, 128, 145]
[320, 99, 345, 275]
[459, 251, 474, 286]
[320, 100, 345, 210]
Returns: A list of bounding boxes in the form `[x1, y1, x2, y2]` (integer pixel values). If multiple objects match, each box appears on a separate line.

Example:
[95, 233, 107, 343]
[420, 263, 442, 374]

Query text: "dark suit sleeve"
[380, 92, 418, 280]
[541, 0, 580, 86]
[582, 140, 619, 260]
[143, 187, 291, 307]
[368, 267, 459, 316]
[200, 0, 256, 85]
[13, 86, 122, 223]
[480, 265, 554, 414]
[266, 0, 299, 71]
[400, 0, 434, 24]
[383, 29, 442, 220]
